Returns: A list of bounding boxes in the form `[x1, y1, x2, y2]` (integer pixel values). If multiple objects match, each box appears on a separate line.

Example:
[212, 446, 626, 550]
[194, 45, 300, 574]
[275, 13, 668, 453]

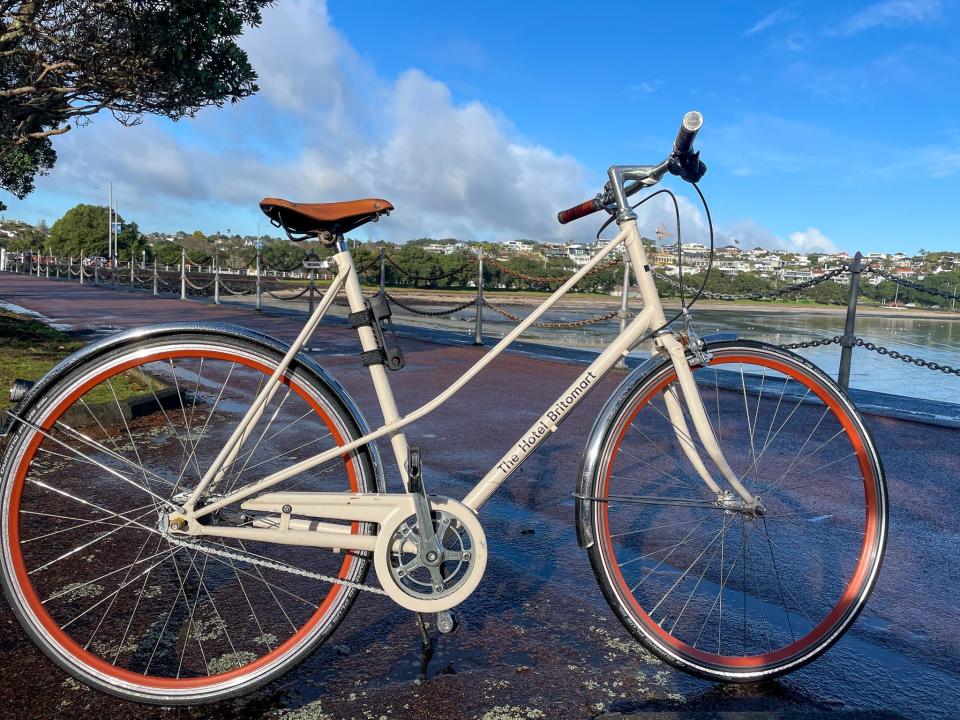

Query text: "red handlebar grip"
[557, 198, 599, 225]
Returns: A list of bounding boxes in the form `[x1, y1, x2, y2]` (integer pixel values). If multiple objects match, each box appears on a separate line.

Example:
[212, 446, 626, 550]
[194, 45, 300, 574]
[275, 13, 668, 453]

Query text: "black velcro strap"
[348, 310, 371, 329]
[360, 349, 385, 367]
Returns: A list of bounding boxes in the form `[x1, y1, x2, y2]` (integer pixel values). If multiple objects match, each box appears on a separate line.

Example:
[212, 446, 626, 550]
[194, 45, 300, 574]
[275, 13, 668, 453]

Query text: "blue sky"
[6, 0, 959, 254]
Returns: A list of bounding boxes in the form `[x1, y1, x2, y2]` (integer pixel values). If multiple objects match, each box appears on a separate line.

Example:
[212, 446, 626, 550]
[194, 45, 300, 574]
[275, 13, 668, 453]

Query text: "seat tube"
[334, 244, 411, 488]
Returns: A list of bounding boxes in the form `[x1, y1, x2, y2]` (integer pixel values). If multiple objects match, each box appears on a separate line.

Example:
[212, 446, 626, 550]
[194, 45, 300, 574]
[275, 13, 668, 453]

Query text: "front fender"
[574, 333, 738, 548]
[575, 353, 670, 549]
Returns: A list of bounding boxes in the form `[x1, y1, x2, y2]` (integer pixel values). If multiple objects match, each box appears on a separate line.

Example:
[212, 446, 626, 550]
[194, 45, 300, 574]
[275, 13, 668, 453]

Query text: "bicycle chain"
[855, 339, 960, 376]
[166, 534, 387, 595]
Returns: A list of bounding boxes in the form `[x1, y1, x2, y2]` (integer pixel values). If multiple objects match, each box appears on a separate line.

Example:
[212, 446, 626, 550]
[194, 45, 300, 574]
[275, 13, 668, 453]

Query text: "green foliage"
[117, 222, 153, 262]
[0, 219, 47, 252]
[261, 240, 305, 271]
[861, 271, 960, 307]
[154, 242, 183, 266]
[48, 204, 111, 257]
[1, 1, 272, 208]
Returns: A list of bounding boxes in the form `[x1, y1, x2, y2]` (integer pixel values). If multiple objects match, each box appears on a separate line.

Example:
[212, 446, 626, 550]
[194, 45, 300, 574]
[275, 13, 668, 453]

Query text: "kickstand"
[415, 612, 432, 652]
[415, 612, 434, 680]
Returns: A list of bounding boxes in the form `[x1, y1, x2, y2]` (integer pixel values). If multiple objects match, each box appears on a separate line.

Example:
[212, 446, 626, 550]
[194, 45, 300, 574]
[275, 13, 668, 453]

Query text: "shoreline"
[371, 287, 960, 320]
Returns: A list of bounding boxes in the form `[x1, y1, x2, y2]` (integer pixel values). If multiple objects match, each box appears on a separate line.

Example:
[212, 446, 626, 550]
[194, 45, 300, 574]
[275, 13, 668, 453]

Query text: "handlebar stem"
[607, 159, 672, 224]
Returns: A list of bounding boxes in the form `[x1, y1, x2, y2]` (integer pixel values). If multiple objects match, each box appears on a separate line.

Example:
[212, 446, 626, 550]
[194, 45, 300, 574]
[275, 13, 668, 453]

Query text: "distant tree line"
[3, 203, 959, 307]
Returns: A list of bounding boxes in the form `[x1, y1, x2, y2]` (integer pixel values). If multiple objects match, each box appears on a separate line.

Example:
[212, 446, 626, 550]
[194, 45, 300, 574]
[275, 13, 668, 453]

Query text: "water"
[391, 302, 960, 406]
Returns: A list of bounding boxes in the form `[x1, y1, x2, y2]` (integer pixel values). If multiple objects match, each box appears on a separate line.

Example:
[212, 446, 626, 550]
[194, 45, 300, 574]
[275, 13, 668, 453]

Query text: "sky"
[5, 0, 960, 255]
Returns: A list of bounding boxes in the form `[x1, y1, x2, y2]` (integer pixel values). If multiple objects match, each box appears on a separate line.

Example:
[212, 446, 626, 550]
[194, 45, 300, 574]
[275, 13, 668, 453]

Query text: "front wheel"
[0, 329, 381, 704]
[580, 341, 887, 682]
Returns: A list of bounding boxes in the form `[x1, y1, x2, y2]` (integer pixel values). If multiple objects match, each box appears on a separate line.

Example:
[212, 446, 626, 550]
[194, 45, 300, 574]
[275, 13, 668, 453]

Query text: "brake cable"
[593, 181, 716, 341]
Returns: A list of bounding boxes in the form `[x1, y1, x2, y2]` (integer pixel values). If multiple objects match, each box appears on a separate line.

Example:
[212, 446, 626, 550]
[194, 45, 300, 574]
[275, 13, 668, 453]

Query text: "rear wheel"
[0, 332, 380, 703]
[582, 341, 886, 681]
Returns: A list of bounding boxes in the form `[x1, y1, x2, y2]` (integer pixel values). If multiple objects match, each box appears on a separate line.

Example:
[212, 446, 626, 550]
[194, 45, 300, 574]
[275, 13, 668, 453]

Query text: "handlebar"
[557, 110, 704, 225]
[673, 111, 703, 156]
[557, 197, 601, 225]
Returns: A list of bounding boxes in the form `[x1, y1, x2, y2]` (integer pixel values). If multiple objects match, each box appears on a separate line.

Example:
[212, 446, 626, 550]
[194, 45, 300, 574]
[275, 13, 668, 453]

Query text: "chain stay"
[166, 535, 387, 595]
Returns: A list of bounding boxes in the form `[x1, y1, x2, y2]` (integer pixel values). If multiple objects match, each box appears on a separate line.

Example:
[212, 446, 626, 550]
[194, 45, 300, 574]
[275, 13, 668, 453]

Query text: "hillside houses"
[469, 235, 960, 285]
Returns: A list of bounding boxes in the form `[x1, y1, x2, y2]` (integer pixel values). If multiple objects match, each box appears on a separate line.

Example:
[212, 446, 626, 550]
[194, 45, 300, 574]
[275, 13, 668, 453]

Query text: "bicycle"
[0, 112, 887, 704]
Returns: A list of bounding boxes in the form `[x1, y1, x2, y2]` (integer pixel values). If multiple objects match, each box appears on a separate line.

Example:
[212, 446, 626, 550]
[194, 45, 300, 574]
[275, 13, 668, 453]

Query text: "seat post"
[335, 242, 411, 490]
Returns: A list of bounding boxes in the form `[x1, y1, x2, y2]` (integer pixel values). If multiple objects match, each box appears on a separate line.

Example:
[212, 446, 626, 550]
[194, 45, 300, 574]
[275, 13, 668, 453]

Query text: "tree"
[261, 240, 305, 271]
[48, 203, 111, 257]
[154, 241, 183, 266]
[0, 1, 274, 210]
[117, 221, 151, 262]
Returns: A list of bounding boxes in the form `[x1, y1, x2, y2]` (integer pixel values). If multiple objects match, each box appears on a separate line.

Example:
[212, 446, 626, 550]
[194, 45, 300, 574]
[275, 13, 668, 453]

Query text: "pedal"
[436, 609, 458, 635]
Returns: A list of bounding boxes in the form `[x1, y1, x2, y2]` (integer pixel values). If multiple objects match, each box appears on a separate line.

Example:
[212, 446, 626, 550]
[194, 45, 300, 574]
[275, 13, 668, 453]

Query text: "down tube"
[463, 306, 653, 512]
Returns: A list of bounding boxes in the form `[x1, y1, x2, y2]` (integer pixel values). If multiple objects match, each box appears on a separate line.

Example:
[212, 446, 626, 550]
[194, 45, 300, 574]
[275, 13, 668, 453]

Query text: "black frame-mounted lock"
[349, 291, 405, 371]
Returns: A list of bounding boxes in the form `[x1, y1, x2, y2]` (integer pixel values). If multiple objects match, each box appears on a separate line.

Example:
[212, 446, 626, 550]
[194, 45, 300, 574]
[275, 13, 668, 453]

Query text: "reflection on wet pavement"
[0, 275, 957, 719]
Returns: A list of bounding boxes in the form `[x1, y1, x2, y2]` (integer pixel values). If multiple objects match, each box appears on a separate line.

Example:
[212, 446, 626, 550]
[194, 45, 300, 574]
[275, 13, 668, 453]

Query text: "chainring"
[373, 496, 487, 612]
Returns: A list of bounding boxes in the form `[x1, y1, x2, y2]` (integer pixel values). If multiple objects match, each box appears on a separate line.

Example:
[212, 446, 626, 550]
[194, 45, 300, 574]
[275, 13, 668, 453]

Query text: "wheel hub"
[716, 490, 765, 518]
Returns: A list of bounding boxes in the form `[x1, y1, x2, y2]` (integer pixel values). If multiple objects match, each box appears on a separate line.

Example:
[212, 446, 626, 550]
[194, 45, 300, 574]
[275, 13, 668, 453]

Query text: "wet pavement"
[1, 274, 959, 719]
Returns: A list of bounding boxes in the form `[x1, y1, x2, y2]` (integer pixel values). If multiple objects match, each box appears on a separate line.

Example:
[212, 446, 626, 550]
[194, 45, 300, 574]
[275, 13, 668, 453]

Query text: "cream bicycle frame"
[178, 217, 757, 551]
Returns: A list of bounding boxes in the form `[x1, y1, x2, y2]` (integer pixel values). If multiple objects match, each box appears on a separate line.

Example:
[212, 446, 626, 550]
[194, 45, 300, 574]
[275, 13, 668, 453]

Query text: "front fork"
[619, 218, 758, 511]
[656, 331, 761, 511]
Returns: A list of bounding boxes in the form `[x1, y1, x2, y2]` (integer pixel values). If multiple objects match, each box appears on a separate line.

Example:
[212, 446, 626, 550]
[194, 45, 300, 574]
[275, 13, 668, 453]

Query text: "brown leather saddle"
[259, 197, 394, 239]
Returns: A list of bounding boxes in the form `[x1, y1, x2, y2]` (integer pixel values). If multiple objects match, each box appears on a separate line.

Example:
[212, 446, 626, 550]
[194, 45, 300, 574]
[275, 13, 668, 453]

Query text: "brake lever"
[669, 150, 707, 183]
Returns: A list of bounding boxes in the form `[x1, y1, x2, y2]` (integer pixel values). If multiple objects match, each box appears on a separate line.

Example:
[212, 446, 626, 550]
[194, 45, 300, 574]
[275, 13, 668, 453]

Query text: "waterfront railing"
[4, 249, 959, 389]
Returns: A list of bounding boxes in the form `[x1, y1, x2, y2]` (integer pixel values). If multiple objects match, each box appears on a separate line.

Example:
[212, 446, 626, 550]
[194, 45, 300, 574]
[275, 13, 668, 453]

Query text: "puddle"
[0, 300, 73, 332]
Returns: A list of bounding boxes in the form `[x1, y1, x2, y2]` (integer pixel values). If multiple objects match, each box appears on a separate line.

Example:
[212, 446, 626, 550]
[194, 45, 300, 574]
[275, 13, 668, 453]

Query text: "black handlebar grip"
[673, 111, 703, 156]
[557, 198, 600, 225]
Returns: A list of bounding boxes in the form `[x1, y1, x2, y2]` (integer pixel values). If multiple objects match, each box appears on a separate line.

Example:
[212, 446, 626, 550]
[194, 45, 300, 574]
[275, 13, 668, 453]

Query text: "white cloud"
[717, 220, 840, 254]
[832, 0, 943, 35]
[32, 0, 591, 242]
[743, 7, 797, 36]
[787, 227, 838, 253]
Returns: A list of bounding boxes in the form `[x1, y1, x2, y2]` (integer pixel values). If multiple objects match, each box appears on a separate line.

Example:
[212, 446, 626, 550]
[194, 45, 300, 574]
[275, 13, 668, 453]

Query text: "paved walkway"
[1, 274, 958, 719]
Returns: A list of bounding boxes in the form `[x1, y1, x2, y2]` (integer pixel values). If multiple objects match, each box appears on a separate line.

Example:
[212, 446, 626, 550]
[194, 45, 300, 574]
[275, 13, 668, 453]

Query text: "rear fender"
[1, 322, 385, 492]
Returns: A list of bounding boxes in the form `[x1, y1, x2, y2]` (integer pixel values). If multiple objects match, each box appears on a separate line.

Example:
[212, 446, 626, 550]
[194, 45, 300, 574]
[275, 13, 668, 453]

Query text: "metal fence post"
[837, 251, 863, 391]
[129, 257, 135, 289]
[308, 266, 316, 314]
[379, 246, 386, 294]
[473, 247, 484, 346]
[35, 248, 40, 277]
[180, 248, 187, 300]
[68, 256, 72, 282]
[94, 258, 99, 285]
[255, 246, 262, 311]
[79, 251, 84, 285]
[54, 257, 59, 279]
[153, 258, 158, 296]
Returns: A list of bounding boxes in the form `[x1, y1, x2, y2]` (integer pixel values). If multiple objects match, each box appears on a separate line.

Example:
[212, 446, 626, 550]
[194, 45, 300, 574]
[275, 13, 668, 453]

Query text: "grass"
[0, 308, 148, 413]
